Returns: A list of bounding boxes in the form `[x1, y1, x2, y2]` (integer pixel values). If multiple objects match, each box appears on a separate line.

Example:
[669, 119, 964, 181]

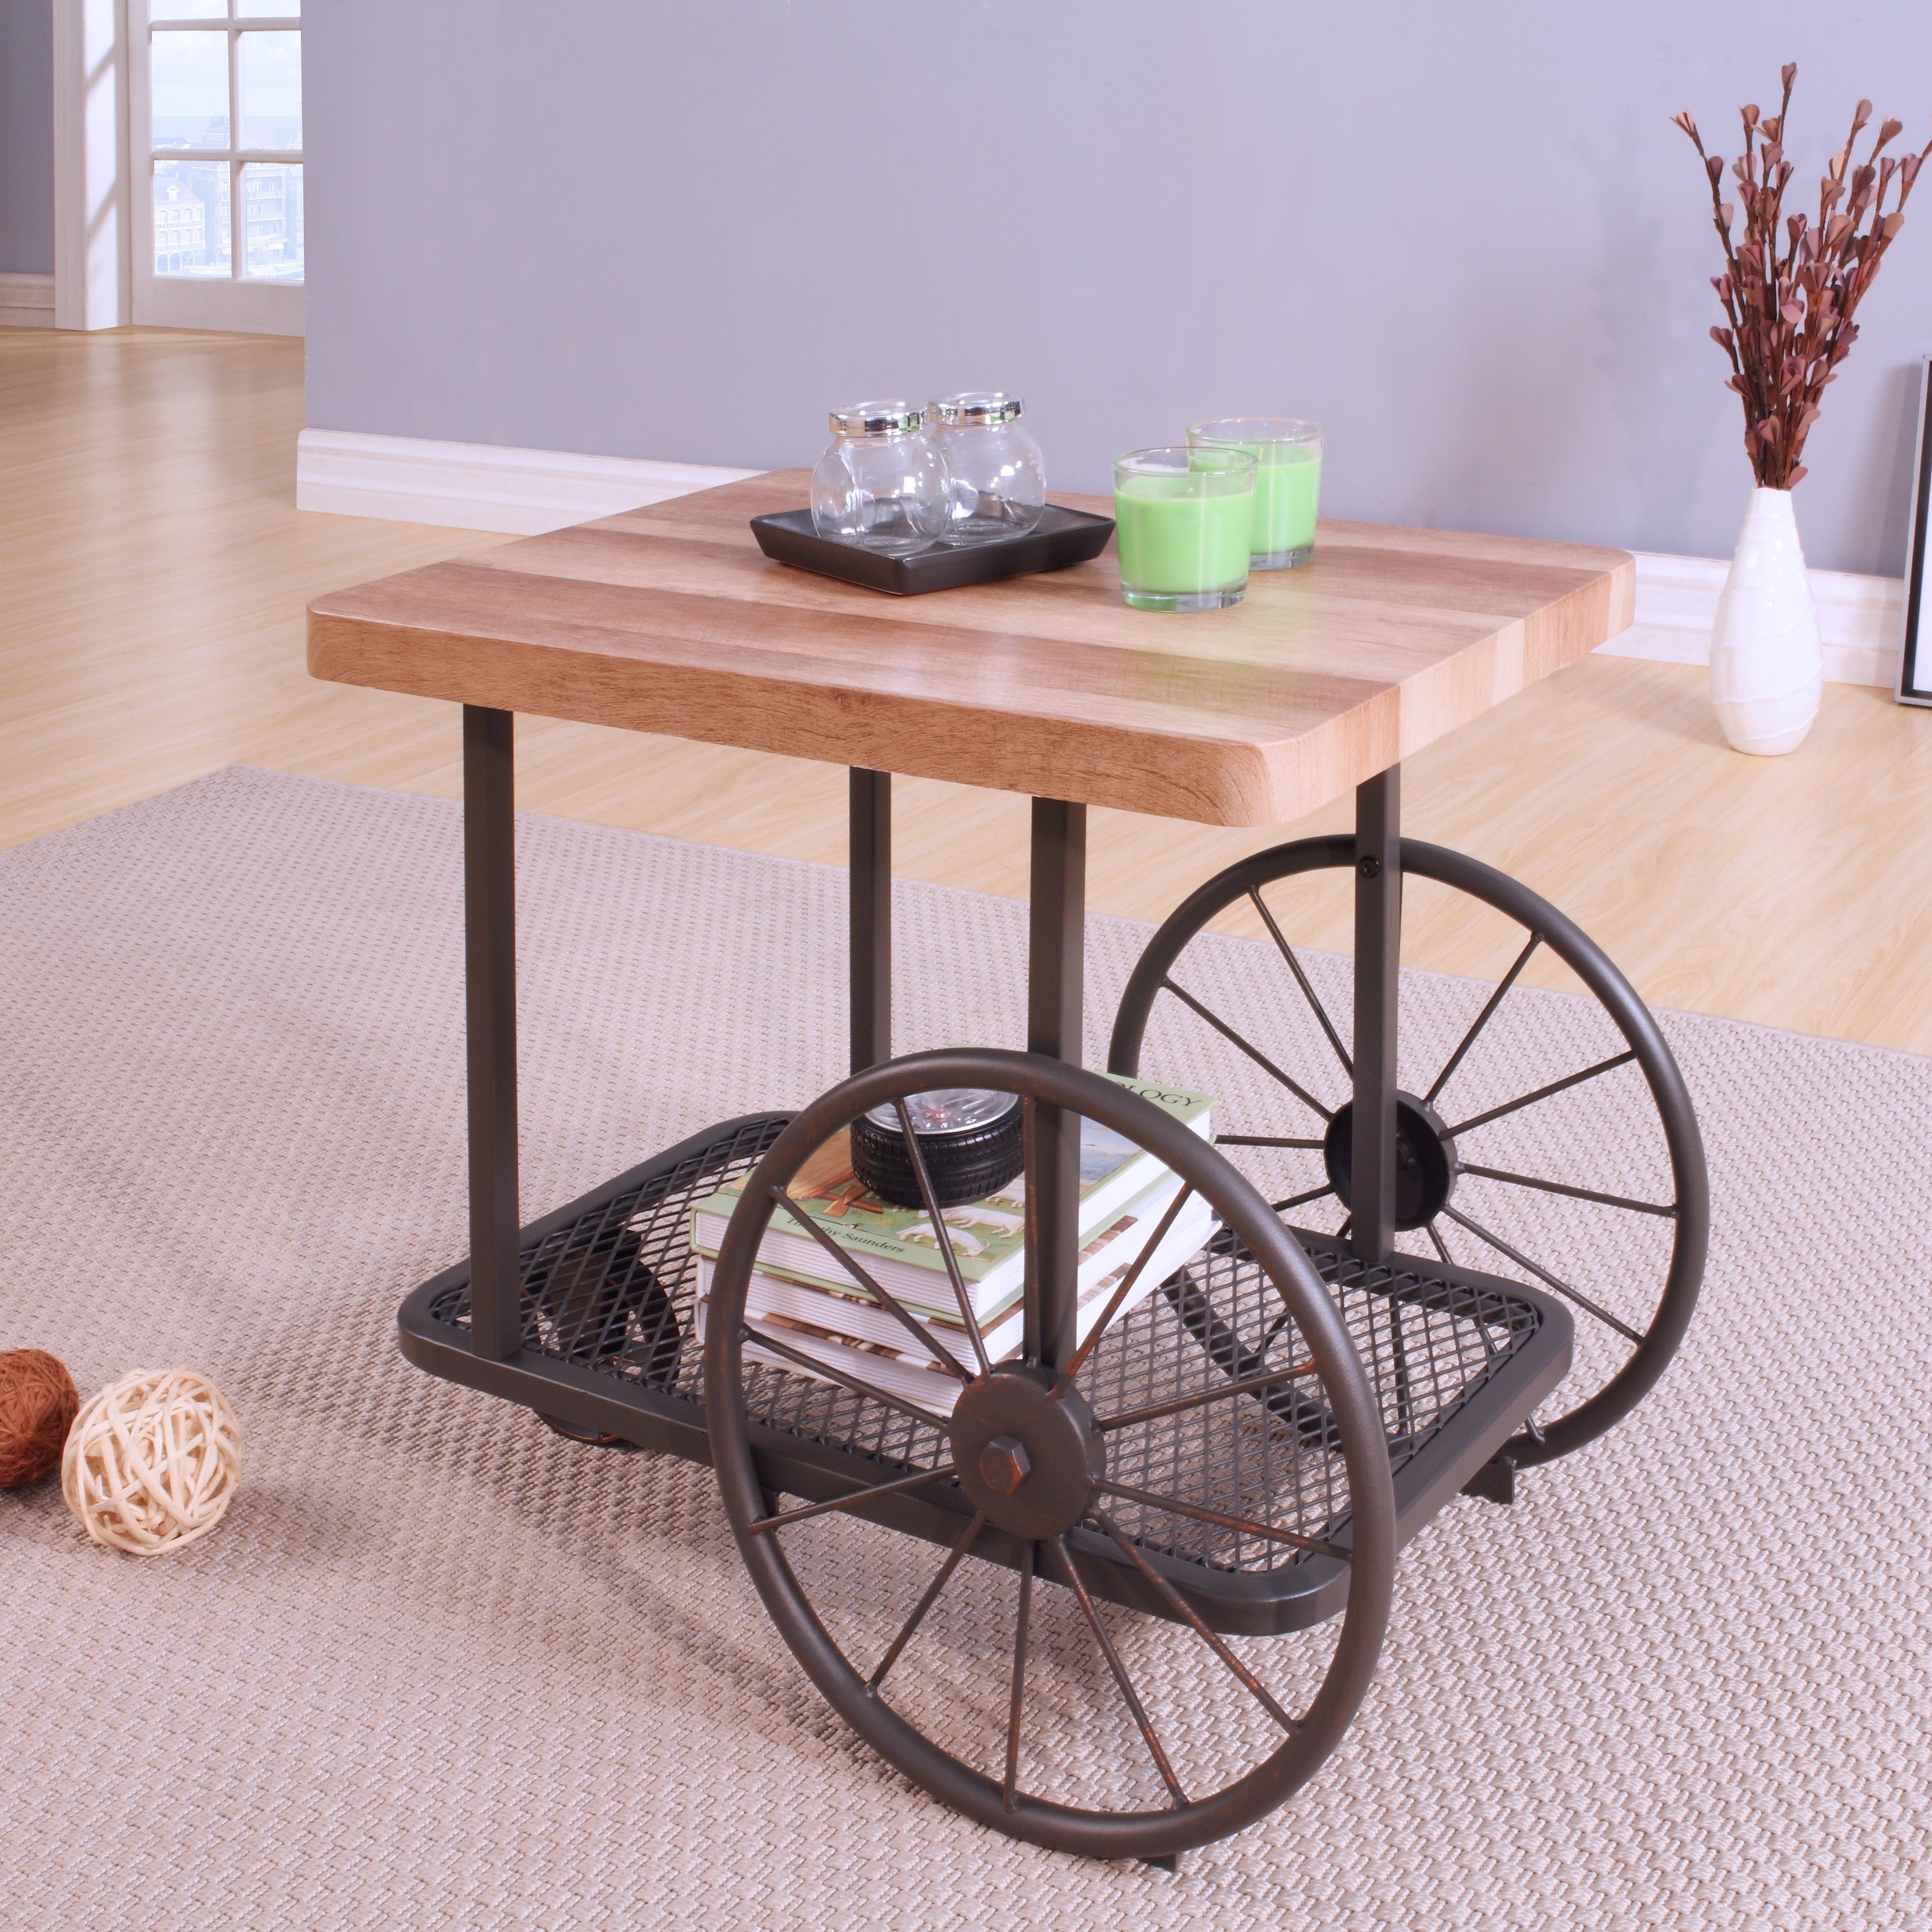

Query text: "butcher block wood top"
[307, 470, 1635, 828]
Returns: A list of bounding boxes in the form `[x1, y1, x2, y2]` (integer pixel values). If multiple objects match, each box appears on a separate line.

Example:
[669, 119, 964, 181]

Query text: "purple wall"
[0, 0, 55, 275]
[303, 1, 1932, 574]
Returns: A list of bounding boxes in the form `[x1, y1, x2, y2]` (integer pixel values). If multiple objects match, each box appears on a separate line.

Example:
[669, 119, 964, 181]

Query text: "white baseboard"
[295, 428, 1906, 688]
[1608, 550, 1902, 689]
[0, 273, 57, 329]
[295, 428, 757, 535]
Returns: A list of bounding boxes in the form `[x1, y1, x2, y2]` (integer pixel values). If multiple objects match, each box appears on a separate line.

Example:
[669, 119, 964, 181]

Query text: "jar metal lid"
[862, 1087, 1020, 1138]
[927, 392, 1024, 427]
[829, 400, 924, 437]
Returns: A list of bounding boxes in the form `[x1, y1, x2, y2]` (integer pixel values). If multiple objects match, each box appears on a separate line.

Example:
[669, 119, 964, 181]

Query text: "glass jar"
[925, 393, 1047, 541]
[811, 401, 955, 555]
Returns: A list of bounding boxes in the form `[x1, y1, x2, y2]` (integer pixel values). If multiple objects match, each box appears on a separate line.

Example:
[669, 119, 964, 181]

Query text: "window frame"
[129, 0, 303, 336]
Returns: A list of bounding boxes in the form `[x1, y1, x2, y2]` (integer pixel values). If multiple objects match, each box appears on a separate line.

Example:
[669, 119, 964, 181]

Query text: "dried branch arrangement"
[1674, 66, 1931, 488]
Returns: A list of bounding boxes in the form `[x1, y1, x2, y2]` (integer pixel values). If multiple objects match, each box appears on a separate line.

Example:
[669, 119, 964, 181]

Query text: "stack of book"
[691, 1073, 1215, 1416]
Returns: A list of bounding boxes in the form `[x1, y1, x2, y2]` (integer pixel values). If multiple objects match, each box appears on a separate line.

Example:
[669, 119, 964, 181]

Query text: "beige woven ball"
[61, 1367, 241, 1555]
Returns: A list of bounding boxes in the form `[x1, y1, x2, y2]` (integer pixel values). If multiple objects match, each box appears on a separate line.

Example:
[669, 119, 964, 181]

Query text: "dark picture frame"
[1899, 355, 1932, 707]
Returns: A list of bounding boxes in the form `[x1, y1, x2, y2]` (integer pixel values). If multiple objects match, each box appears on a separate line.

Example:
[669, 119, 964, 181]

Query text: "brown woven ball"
[0, 1349, 81, 1488]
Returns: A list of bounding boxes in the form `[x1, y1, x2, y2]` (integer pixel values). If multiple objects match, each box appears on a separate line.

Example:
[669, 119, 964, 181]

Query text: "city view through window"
[149, 6, 302, 284]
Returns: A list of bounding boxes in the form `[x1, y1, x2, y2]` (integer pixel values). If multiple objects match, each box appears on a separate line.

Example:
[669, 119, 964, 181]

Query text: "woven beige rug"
[1, 767, 1926, 1930]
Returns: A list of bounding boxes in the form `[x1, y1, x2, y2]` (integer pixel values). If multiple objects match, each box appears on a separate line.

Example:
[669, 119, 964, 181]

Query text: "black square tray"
[749, 503, 1115, 595]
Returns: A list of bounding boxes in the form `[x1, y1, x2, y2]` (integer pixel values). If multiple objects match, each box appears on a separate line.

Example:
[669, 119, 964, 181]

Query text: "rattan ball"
[0, 1349, 81, 1488]
[61, 1367, 241, 1555]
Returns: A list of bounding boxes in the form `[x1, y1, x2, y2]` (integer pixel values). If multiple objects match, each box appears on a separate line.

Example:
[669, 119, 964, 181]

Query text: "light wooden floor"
[5, 328, 1929, 1051]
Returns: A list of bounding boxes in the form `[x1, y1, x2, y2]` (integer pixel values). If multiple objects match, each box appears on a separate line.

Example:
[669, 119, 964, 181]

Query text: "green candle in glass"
[1186, 417, 1323, 568]
[1111, 446, 1257, 611]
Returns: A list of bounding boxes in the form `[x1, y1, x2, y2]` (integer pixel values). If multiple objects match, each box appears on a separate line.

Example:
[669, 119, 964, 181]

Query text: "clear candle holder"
[1111, 446, 1256, 611]
[1186, 417, 1323, 569]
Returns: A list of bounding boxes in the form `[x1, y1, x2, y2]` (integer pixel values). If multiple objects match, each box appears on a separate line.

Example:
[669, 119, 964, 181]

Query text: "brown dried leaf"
[1672, 109, 1698, 138]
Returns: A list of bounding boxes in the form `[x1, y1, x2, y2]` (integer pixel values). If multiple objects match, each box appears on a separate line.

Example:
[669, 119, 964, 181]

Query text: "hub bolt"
[978, 1435, 1031, 1495]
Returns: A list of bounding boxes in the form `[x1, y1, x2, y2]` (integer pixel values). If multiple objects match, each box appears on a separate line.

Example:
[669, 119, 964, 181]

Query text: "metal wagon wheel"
[703, 1048, 1397, 1862]
[1107, 838, 1709, 1470]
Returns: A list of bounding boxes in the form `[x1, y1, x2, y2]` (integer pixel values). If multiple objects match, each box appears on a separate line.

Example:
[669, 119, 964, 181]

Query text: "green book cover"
[688, 1072, 1212, 1319]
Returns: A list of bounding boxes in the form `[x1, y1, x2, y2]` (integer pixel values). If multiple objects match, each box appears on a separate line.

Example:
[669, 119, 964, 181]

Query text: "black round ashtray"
[849, 1087, 1025, 1210]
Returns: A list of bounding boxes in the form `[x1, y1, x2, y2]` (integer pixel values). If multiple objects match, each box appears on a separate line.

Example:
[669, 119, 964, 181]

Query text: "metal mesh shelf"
[412, 1118, 1561, 1597]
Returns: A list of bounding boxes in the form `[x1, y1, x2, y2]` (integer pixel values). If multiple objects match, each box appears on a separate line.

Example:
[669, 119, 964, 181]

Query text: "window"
[130, 1, 302, 335]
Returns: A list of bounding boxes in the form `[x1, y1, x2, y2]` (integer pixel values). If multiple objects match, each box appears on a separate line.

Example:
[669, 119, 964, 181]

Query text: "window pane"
[239, 31, 301, 150]
[152, 1, 228, 18]
[152, 160, 231, 278]
[151, 31, 230, 150]
[240, 162, 302, 281]
[246, 0, 302, 14]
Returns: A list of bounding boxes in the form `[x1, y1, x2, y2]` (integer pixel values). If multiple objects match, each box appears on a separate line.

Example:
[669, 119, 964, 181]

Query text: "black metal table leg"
[849, 769, 891, 1074]
[463, 704, 521, 1361]
[1351, 766, 1401, 1266]
[1025, 798, 1087, 1372]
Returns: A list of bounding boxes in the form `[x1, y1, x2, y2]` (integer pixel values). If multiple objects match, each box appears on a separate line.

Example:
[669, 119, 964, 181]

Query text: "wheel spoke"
[1426, 1219, 1452, 1266]
[741, 1320, 952, 1430]
[1159, 977, 1334, 1122]
[1456, 1162, 1677, 1219]
[1093, 1357, 1319, 1433]
[1091, 1509, 1301, 1734]
[1270, 1182, 1335, 1215]
[1090, 1476, 1352, 1563]
[1437, 1205, 1643, 1344]
[1443, 1049, 1636, 1139]
[867, 1509, 986, 1692]
[1424, 931, 1542, 1105]
[1046, 1536, 1188, 1807]
[1215, 1132, 1327, 1150]
[894, 1101, 994, 1377]
[1248, 887, 1353, 1078]
[768, 1186, 973, 1383]
[1049, 1185, 1196, 1395]
[1003, 1540, 1034, 1812]
[749, 1461, 958, 1536]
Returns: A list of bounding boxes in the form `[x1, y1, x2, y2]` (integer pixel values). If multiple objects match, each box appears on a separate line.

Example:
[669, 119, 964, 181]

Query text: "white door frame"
[53, 0, 132, 329]
[54, 0, 304, 335]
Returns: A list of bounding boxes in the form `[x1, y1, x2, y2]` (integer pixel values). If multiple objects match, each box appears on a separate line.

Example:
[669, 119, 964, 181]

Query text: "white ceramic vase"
[1708, 486, 1822, 756]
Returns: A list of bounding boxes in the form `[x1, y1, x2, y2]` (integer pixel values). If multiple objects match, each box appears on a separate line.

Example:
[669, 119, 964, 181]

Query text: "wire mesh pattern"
[424, 1123, 1546, 1581]
[426, 1117, 785, 1396]
[1080, 1230, 1540, 1574]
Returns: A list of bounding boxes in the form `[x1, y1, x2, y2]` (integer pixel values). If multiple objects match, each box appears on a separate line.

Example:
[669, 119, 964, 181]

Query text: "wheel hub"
[949, 1364, 1105, 1539]
[1322, 1092, 1457, 1230]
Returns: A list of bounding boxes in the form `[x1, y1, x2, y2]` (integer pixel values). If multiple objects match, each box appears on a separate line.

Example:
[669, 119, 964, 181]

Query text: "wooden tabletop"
[307, 470, 1633, 829]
